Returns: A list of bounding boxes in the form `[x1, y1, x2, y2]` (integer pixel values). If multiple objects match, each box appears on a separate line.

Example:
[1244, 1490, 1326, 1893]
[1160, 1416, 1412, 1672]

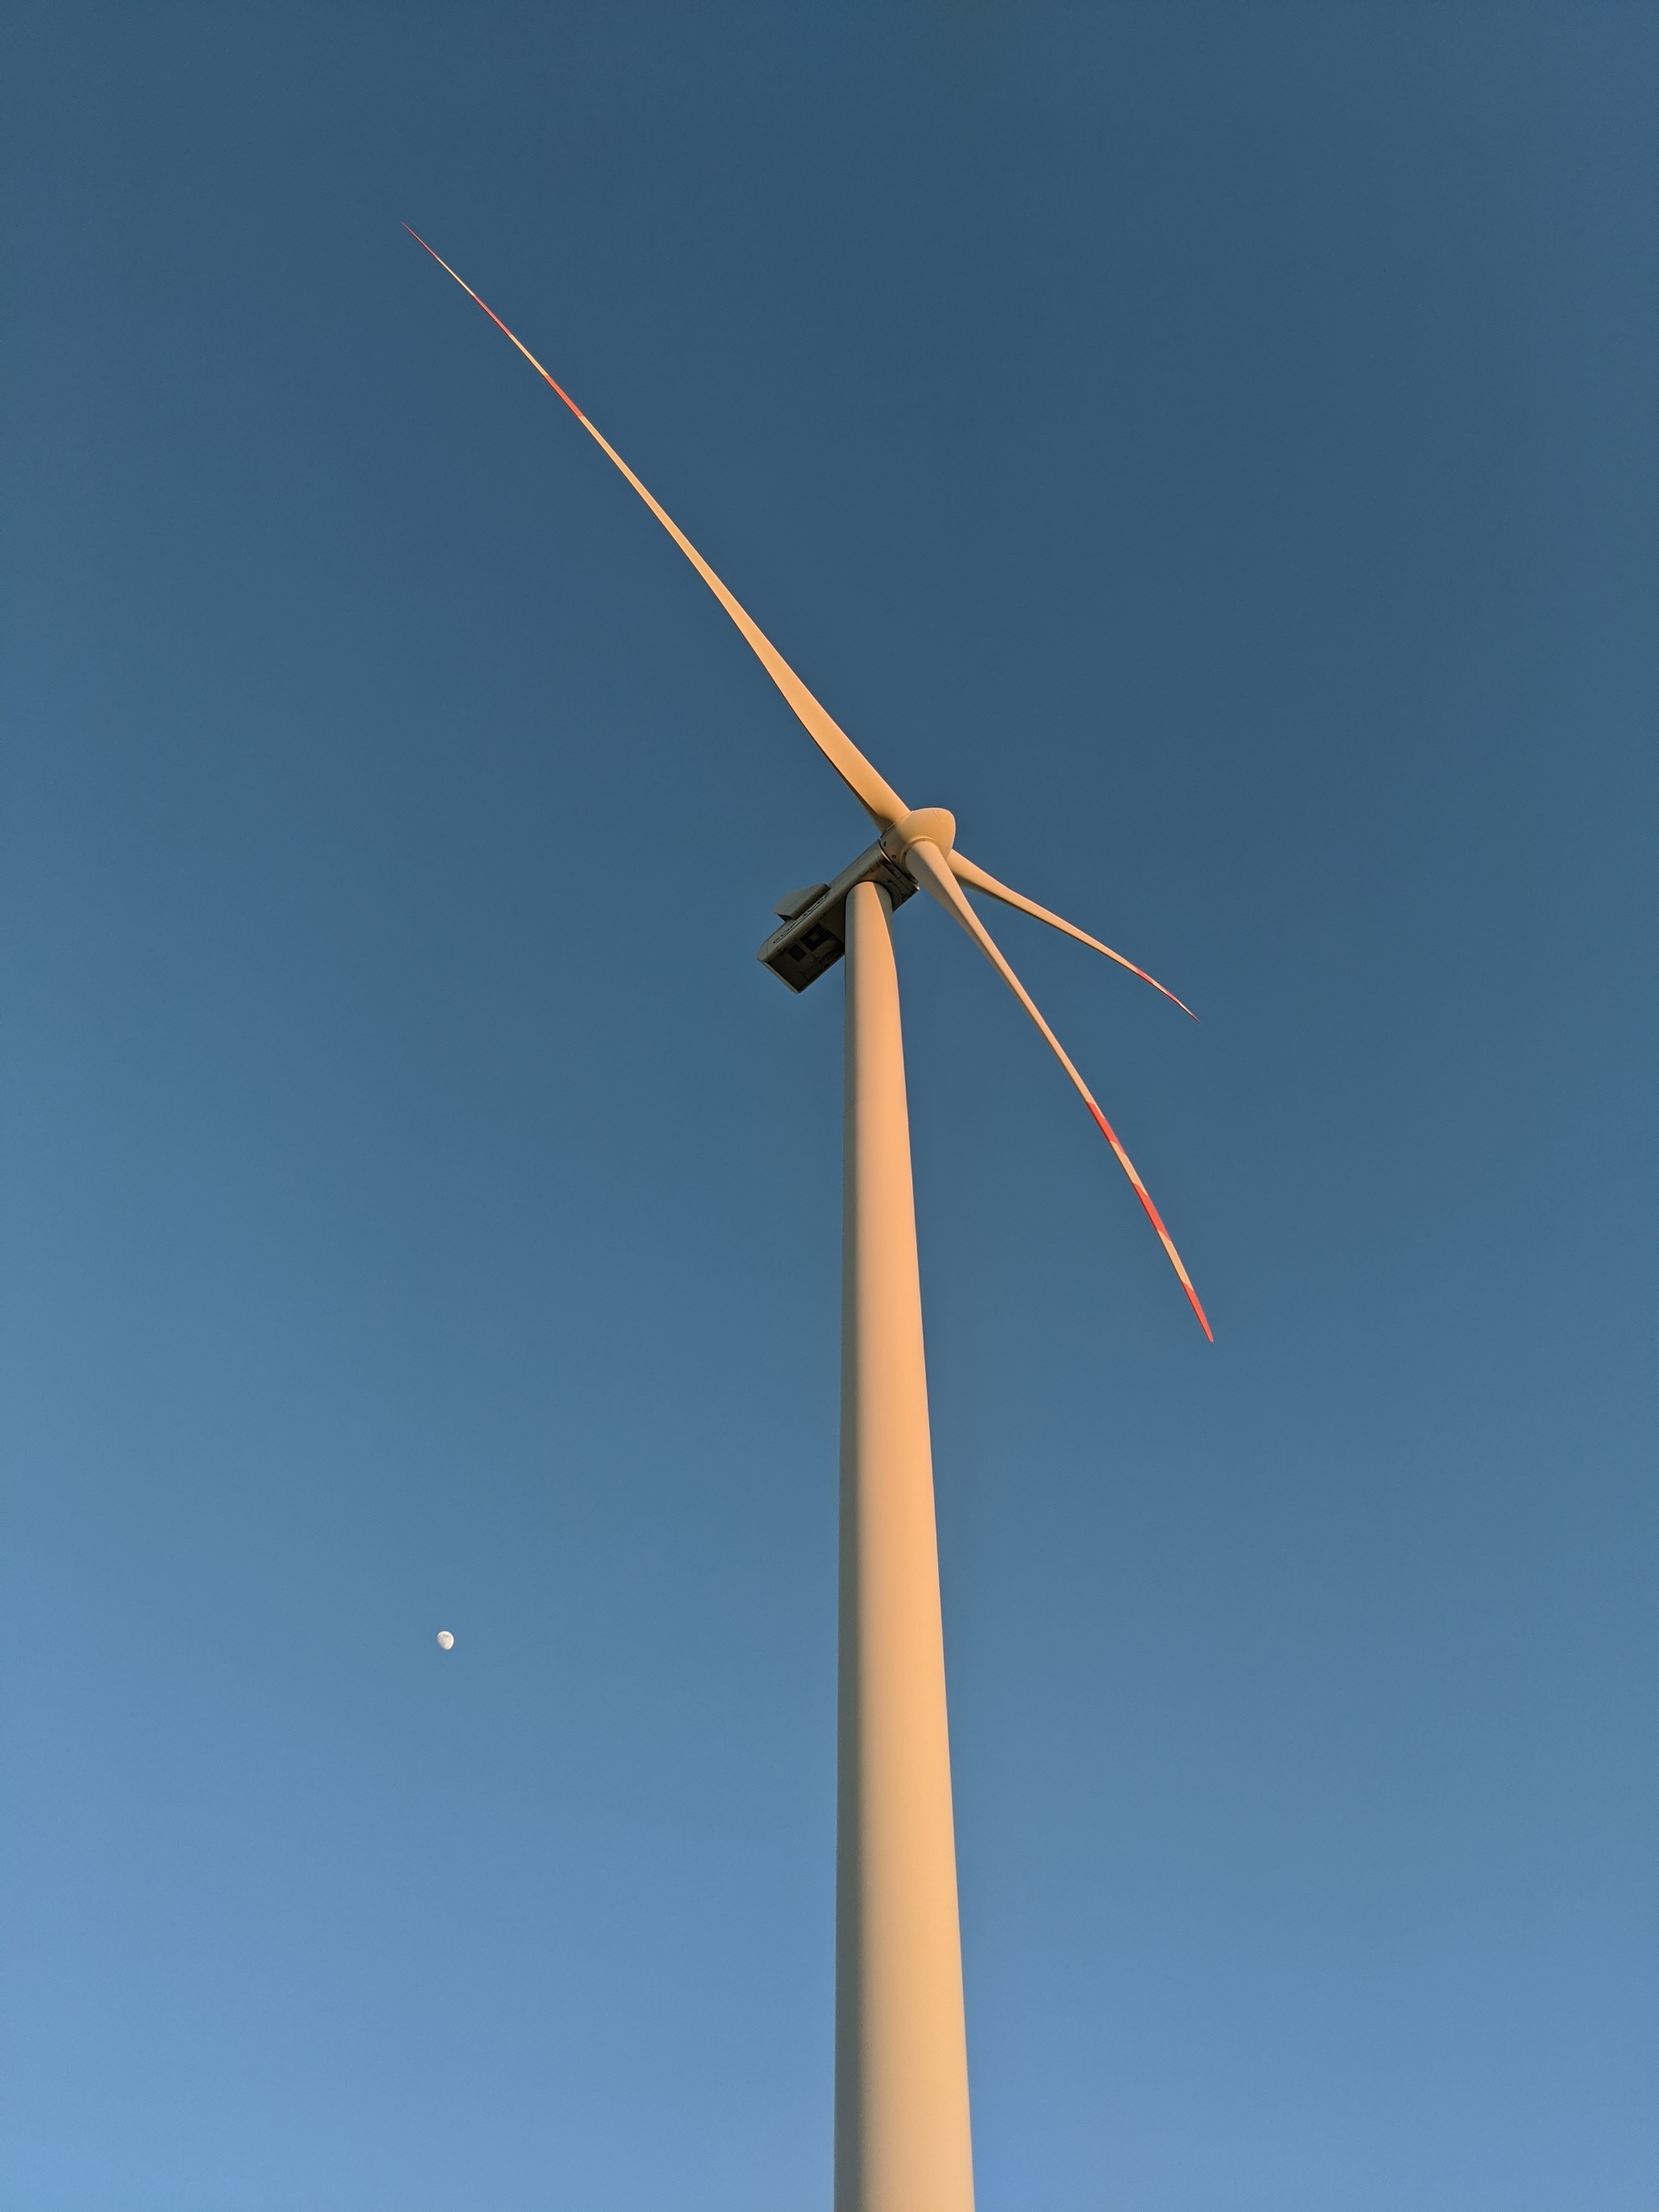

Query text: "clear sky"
[2, 7, 1655, 2208]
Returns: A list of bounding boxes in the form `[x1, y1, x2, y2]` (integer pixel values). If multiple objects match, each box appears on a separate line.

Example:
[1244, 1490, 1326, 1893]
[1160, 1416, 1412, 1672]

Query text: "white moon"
[436, 1630, 454, 1650]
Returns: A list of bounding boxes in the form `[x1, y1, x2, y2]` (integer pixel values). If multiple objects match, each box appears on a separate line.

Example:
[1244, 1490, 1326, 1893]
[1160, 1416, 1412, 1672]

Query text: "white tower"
[835, 879, 975, 2211]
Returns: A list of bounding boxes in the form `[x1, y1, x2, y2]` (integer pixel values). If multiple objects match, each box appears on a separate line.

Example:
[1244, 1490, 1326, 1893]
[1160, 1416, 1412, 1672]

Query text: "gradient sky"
[2, 7, 1656, 2209]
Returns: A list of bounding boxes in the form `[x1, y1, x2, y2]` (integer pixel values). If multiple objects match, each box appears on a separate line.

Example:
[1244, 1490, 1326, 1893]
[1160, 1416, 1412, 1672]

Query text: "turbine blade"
[949, 851, 1196, 1018]
[404, 227, 908, 831]
[904, 839, 1213, 1340]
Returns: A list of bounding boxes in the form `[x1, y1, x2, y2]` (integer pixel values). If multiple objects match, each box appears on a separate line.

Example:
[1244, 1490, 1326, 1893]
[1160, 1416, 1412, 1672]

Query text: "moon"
[436, 1629, 454, 1650]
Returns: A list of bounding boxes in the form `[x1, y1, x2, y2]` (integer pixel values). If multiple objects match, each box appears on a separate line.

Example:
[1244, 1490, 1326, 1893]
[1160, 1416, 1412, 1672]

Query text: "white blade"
[903, 839, 1213, 1339]
[949, 851, 1196, 1018]
[406, 227, 908, 831]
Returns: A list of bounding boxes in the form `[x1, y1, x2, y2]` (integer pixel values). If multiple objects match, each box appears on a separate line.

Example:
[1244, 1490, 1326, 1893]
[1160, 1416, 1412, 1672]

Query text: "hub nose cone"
[882, 807, 957, 862]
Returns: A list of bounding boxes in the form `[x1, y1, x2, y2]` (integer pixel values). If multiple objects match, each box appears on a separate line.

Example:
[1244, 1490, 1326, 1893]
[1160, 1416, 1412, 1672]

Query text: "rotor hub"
[881, 807, 957, 863]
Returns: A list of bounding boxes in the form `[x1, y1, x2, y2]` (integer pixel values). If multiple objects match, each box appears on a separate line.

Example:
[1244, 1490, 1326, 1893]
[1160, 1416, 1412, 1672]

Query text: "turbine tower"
[408, 229, 1211, 2212]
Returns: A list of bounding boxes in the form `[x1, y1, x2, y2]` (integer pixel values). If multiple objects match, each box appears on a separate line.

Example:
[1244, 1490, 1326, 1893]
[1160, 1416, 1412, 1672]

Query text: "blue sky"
[2, 6, 1655, 2207]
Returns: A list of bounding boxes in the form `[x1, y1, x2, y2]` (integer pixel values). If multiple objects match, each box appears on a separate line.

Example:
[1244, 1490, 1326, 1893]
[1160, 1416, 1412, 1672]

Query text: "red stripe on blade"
[1085, 1102, 1214, 1342]
[402, 224, 589, 425]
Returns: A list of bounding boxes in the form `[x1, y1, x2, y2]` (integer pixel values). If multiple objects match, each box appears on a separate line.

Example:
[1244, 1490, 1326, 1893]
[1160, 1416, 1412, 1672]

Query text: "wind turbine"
[407, 228, 1211, 2212]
